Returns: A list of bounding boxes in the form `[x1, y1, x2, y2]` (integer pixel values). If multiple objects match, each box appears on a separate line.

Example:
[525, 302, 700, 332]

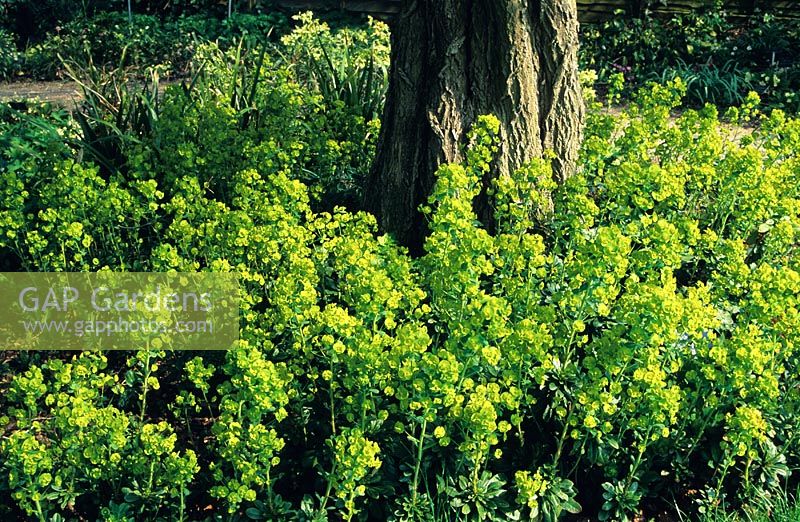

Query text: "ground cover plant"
[1, 13, 800, 515]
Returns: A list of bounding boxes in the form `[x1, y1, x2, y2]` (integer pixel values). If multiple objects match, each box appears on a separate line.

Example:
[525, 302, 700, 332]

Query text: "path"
[0, 81, 82, 107]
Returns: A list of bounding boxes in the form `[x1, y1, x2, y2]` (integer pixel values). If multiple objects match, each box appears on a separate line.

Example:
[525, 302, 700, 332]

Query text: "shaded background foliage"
[1, 0, 798, 111]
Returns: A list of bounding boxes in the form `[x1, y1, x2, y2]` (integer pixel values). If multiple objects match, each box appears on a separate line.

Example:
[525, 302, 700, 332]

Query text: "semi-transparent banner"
[0, 273, 239, 350]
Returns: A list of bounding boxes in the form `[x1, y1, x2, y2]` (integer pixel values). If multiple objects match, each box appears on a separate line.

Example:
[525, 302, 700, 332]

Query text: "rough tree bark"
[364, 0, 584, 251]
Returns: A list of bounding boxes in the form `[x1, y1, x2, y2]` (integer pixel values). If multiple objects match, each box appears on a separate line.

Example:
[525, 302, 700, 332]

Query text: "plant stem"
[140, 349, 152, 422]
[34, 497, 45, 522]
[411, 418, 428, 506]
[553, 404, 574, 466]
[329, 358, 336, 435]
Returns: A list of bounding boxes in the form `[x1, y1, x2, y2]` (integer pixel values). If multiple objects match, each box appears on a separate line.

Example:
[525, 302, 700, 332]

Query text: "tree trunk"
[365, 0, 584, 252]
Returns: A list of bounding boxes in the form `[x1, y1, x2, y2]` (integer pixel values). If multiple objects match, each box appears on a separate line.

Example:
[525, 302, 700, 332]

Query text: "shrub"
[220, 11, 290, 44]
[1, 76, 800, 521]
[281, 11, 390, 122]
[0, 28, 18, 79]
[19, 11, 289, 80]
[579, 8, 800, 111]
[139, 39, 377, 207]
[0, 0, 91, 42]
[22, 13, 172, 80]
[579, 8, 729, 85]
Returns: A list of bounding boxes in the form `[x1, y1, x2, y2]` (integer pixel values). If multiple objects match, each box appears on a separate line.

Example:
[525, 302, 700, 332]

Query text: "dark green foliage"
[580, 9, 800, 111]
[19, 11, 289, 80]
[63, 52, 165, 176]
[0, 27, 17, 79]
[0, 0, 93, 43]
[653, 59, 755, 107]
[23, 12, 186, 80]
